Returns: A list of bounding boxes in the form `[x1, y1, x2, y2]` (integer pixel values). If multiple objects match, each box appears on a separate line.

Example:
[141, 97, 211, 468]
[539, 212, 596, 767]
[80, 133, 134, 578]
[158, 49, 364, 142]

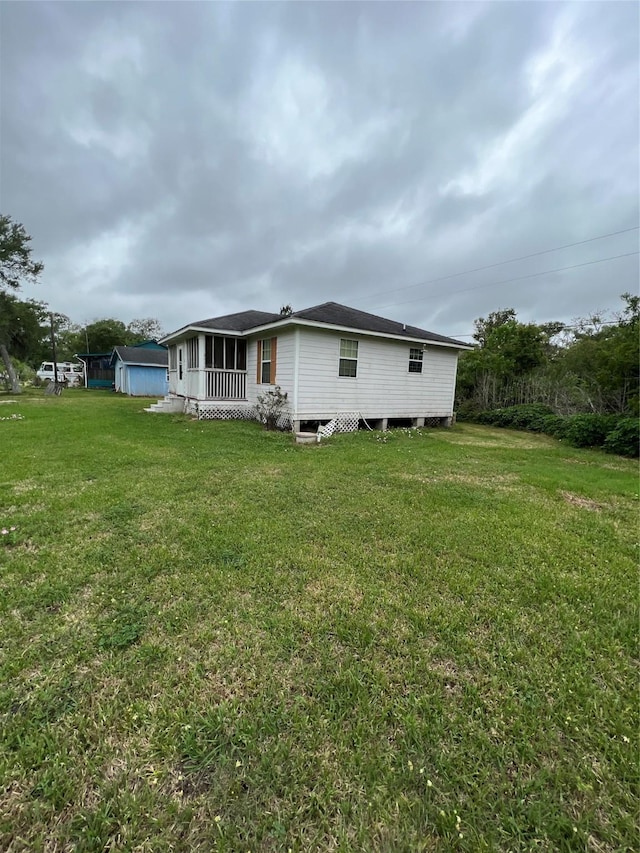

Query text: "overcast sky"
[1, 1, 638, 339]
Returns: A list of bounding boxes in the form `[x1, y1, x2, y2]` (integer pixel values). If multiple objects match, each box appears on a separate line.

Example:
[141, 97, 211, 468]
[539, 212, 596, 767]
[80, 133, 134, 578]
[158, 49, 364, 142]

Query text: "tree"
[558, 294, 639, 413]
[457, 309, 562, 411]
[0, 215, 44, 392]
[472, 308, 517, 347]
[127, 318, 164, 341]
[0, 294, 50, 366]
[79, 319, 131, 353]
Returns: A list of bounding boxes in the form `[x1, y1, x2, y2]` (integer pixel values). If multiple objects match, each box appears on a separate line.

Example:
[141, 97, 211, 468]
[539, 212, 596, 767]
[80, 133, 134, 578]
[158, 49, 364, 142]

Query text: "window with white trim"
[261, 338, 272, 384]
[169, 346, 177, 371]
[339, 339, 358, 377]
[409, 347, 423, 373]
[186, 336, 199, 369]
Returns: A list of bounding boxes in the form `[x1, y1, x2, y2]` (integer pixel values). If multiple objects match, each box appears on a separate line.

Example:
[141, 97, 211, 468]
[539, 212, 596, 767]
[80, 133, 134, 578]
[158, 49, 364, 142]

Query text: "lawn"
[1, 391, 637, 852]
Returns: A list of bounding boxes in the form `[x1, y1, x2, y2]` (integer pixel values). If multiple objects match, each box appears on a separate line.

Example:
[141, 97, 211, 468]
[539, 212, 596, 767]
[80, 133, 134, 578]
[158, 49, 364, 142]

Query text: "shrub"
[468, 405, 635, 457]
[507, 404, 554, 431]
[603, 418, 639, 458]
[563, 414, 620, 449]
[454, 401, 479, 421]
[540, 414, 568, 439]
[256, 385, 289, 431]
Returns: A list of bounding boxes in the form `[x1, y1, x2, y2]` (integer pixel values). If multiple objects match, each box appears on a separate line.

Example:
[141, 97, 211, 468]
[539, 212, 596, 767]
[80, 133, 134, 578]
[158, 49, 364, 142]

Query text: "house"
[154, 302, 472, 429]
[110, 344, 169, 397]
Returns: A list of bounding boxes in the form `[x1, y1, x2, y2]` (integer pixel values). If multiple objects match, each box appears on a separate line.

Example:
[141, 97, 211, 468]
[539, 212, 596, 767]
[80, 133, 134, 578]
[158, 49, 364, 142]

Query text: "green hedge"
[603, 419, 640, 458]
[466, 405, 638, 457]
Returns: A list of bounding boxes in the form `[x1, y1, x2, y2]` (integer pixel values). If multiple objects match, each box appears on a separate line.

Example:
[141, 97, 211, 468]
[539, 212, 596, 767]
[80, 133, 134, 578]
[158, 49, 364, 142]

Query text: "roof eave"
[159, 324, 246, 344]
[159, 315, 472, 350]
[246, 316, 472, 349]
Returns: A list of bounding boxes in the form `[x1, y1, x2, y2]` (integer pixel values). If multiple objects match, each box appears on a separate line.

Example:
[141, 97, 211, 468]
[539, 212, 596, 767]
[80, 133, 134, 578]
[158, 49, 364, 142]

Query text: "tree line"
[455, 295, 639, 418]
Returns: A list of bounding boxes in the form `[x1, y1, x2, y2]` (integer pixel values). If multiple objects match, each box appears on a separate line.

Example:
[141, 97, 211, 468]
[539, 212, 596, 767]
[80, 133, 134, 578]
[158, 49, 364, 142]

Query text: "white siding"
[294, 328, 459, 420]
[246, 330, 296, 410]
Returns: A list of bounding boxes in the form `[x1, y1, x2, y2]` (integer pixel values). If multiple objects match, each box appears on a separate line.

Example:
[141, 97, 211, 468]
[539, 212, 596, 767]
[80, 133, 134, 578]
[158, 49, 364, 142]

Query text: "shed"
[76, 353, 115, 389]
[110, 346, 169, 397]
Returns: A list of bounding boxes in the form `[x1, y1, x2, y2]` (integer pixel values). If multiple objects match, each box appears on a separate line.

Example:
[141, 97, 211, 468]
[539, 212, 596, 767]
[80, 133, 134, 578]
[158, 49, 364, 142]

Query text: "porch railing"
[205, 369, 246, 400]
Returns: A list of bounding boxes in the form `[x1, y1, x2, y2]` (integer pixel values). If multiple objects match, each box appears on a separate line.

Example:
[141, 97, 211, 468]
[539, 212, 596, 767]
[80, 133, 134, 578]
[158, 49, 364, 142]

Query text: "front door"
[178, 347, 183, 381]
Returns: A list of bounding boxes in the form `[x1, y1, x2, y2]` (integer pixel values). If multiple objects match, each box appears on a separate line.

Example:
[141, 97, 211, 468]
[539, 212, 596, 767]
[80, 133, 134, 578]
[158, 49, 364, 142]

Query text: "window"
[205, 336, 246, 371]
[339, 339, 358, 377]
[257, 338, 276, 384]
[169, 346, 177, 371]
[409, 347, 423, 373]
[186, 336, 199, 369]
[261, 338, 272, 384]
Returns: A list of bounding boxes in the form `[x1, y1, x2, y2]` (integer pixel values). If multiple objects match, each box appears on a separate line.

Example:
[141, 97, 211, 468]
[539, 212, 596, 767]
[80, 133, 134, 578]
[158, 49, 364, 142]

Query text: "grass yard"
[0, 391, 638, 852]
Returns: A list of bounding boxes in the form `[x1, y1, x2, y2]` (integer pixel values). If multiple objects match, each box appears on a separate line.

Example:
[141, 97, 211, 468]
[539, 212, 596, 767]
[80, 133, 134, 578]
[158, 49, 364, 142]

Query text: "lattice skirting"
[317, 412, 361, 440]
[187, 400, 292, 429]
[189, 401, 256, 421]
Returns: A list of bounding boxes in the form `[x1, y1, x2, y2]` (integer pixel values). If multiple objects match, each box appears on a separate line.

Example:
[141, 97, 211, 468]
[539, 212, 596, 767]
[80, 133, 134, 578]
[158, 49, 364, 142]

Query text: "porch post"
[198, 334, 206, 399]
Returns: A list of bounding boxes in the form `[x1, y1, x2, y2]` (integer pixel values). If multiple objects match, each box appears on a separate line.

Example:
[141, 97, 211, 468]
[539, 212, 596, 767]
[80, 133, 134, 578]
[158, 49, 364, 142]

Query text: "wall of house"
[246, 329, 297, 410]
[293, 328, 460, 421]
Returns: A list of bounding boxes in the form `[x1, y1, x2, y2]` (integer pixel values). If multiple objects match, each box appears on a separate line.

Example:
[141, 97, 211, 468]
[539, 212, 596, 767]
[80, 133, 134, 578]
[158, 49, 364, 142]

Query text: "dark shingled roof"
[111, 346, 168, 366]
[291, 302, 469, 347]
[165, 302, 469, 348]
[191, 309, 283, 331]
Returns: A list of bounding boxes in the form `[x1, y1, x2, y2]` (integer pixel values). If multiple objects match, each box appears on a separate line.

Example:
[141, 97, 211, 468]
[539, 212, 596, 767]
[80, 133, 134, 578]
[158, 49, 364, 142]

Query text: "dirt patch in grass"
[298, 575, 365, 619]
[429, 658, 463, 695]
[13, 479, 44, 495]
[398, 472, 519, 491]
[561, 491, 603, 512]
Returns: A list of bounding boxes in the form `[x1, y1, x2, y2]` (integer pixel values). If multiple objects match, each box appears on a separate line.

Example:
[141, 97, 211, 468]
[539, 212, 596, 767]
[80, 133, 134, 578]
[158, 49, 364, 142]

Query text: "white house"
[152, 302, 471, 429]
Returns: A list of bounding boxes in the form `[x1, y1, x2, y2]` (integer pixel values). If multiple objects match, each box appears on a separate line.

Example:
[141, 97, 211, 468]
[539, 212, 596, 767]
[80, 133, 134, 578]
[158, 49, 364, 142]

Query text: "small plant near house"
[255, 385, 288, 431]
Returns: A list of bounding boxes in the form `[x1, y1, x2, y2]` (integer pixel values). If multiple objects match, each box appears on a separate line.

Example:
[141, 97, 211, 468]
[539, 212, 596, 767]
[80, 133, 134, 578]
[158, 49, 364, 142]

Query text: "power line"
[361, 225, 639, 305]
[371, 250, 639, 312]
[441, 319, 621, 339]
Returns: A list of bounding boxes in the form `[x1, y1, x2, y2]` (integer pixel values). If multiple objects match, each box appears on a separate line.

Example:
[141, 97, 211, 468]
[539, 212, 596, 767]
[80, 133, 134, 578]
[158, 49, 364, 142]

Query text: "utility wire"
[361, 225, 639, 305]
[371, 250, 639, 312]
[441, 319, 621, 339]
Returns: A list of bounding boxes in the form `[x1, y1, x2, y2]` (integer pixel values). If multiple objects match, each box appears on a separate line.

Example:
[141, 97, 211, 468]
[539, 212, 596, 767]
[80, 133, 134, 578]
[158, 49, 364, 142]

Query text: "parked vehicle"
[36, 361, 84, 386]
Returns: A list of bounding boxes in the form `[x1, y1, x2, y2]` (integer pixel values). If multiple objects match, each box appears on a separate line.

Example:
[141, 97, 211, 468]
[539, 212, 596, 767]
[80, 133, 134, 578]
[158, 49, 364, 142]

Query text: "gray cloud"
[1, 1, 637, 338]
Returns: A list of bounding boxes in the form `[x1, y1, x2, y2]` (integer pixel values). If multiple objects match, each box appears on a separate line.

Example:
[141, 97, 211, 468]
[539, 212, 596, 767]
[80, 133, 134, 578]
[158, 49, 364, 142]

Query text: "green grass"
[1, 390, 637, 852]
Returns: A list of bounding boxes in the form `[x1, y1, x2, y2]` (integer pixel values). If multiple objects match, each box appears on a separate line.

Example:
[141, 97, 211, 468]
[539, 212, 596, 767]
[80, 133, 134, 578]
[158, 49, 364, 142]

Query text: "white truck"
[36, 361, 85, 386]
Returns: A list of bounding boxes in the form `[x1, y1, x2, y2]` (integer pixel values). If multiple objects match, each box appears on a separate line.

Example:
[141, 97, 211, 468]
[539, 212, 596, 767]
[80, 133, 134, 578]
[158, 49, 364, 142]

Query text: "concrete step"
[144, 396, 184, 414]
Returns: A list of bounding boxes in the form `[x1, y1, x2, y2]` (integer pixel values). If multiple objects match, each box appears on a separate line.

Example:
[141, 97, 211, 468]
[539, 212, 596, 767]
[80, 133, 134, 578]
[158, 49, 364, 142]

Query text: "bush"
[468, 405, 634, 457]
[562, 414, 620, 449]
[256, 385, 289, 431]
[540, 414, 568, 439]
[507, 404, 553, 431]
[454, 401, 479, 421]
[603, 418, 639, 458]
[473, 404, 553, 431]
